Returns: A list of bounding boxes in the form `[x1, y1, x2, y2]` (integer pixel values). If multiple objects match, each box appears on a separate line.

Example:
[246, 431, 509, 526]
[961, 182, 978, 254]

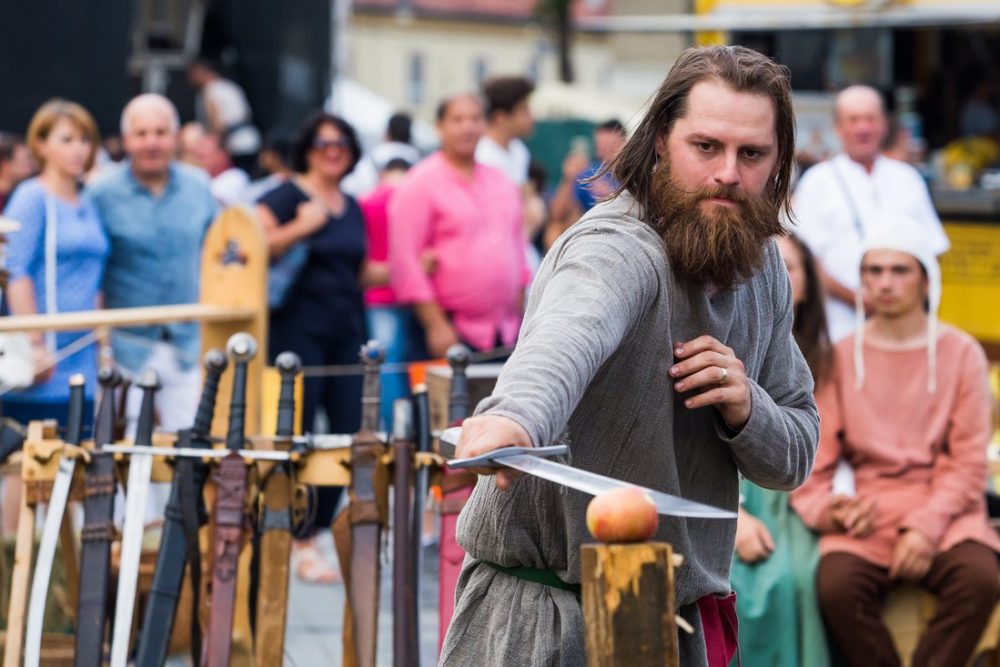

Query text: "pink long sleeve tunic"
[792, 323, 1000, 567]
[387, 152, 527, 351]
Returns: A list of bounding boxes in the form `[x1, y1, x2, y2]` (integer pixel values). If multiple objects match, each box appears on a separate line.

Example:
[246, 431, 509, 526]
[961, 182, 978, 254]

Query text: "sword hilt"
[65, 373, 86, 447]
[447, 344, 471, 423]
[94, 366, 122, 447]
[275, 351, 301, 438]
[192, 348, 228, 439]
[412, 384, 431, 454]
[134, 370, 161, 449]
[359, 340, 385, 433]
[225, 333, 257, 451]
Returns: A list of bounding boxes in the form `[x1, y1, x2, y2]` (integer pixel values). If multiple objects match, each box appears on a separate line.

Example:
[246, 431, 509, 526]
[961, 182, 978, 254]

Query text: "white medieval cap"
[854, 215, 941, 393]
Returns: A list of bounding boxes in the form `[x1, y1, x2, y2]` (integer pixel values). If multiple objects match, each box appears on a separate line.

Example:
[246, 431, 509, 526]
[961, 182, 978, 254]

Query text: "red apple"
[586, 487, 659, 543]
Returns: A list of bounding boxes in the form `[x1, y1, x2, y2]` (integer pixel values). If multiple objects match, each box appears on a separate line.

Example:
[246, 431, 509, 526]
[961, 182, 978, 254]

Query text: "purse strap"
[43, 195, 58, 353]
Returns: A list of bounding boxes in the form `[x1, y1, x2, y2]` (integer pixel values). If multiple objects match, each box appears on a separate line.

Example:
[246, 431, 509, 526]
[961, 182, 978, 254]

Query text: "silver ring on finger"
[719, 366, 728, 385]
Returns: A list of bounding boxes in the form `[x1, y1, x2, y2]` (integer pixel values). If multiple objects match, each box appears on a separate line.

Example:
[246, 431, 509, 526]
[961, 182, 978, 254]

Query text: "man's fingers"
[673, 336, 733, 360]
[681, 387, 740, 410]
[760, 526, 776, 553]
[670, 350, 730, 380]
[674, 363, 734, 393]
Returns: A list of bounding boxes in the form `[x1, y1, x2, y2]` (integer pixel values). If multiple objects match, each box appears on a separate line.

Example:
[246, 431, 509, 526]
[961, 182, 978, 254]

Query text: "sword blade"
[102, 444, 296, 461]
[499, 454, 735, 519]
[109, 454, 154, 667]
[24, 456, 75, 667]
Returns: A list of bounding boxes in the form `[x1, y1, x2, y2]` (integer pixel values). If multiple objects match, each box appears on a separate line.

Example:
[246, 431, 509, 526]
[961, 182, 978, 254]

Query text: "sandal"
[293, 544, 341, 584]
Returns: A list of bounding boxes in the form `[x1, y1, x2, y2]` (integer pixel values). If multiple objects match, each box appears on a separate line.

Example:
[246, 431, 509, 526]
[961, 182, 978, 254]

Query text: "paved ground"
[283, 532, 441, 667]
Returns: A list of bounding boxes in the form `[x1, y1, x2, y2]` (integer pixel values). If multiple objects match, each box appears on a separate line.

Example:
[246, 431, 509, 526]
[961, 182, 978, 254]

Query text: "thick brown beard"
[651, 160, 784, 291]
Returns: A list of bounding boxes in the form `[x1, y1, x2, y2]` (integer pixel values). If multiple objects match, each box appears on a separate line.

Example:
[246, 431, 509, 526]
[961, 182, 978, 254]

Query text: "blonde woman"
[3, 99, 109, 424]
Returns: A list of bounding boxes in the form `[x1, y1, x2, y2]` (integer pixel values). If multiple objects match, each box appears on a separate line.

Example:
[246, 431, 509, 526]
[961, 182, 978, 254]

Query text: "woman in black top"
[256, 111, 388, 583]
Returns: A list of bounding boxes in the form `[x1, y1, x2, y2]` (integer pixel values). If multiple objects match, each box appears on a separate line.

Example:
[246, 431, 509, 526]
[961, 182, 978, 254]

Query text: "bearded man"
[441, 46, 819, 667]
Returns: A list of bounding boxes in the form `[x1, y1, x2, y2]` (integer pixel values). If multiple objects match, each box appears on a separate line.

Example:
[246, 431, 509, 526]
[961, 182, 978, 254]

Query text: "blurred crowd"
[0, 55, 997, 667]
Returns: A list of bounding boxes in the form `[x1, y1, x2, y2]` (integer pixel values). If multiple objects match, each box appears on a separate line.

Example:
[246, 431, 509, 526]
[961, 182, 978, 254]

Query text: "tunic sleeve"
[716, 242, 819, 491]
[475, 222, 660, 449]
[899, 341, 993, 546]
[791, 378, 845, 531]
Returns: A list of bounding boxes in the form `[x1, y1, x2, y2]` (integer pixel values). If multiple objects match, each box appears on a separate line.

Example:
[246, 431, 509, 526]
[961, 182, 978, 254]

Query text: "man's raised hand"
[671, 336, 752, 429]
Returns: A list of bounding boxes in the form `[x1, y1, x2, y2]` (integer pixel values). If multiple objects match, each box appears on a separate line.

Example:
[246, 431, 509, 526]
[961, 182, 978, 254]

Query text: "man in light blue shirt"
[89, 93, 217, 433]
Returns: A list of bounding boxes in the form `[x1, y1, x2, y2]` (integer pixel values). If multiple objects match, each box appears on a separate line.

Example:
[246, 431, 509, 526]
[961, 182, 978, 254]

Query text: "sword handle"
[275, 352, 301, 437]
[93, 366, 122, 447]
[359, 340, 385, 433]
[412, 384, 431, 454]
[447, 344, 471, 423]
[193, 348, 228, 439]
[134, 370, 161, 449]
[65, 374, 86, 447]
[225, 333, 257, 451]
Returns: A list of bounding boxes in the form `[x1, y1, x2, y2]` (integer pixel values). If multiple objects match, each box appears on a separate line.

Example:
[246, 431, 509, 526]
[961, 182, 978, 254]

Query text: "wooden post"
[581, 542, 680, 667]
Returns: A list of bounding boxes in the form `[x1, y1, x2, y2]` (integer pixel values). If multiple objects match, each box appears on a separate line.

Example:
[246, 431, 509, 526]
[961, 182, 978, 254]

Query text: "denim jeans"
[366, 306, 419, 431]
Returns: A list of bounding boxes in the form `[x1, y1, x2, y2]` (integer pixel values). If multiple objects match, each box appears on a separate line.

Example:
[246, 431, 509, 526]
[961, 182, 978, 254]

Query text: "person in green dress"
[731, 233, 833, 666]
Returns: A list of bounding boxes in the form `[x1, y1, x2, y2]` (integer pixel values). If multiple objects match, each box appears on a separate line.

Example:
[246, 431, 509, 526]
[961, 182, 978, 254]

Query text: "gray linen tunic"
[440, 193, 819, 666]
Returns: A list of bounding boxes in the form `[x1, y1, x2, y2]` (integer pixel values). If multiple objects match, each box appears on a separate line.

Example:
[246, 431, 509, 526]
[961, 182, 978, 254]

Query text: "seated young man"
[791, 218, 1000, 667]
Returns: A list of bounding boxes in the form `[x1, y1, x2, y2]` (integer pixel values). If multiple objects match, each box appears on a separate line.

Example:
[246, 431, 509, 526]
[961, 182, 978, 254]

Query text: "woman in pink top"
[791, 221, 1000, 667]
[388, 92, 527, 357]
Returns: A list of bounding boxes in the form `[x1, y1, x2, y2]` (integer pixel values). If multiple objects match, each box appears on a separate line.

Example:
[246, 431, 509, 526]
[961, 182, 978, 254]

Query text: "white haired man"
[89, 93, 217, 432]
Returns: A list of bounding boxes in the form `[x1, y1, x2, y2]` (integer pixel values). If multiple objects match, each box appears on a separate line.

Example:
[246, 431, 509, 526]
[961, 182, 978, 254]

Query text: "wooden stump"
[581, 542, 680, 667]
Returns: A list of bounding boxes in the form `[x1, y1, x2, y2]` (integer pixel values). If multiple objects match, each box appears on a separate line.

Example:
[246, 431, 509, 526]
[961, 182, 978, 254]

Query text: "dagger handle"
[93, 366, 122, 447]
[134, 370, 161, 449]
[447, 344, 471, 423]
[64, 374, 86, 447]
[275, 352, 301, 438]
[412, 384, 431, 454]
[359, 340, 385, 433]
[193, 349, 228, 439]
[225, 333, 257, 451]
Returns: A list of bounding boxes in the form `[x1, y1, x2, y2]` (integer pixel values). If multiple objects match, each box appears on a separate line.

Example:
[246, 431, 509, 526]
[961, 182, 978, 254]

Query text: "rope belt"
[482, 561, 581, 596]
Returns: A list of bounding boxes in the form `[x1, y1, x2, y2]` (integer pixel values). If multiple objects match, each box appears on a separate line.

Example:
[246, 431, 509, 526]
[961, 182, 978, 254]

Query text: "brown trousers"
[817, 541, 1000, 667]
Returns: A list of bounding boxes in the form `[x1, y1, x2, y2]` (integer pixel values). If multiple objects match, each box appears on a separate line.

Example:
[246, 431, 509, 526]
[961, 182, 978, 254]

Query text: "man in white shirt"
[793, 85, 949, 341]
[187, 59, 262, 173]
[475, 76, 535, 186]
[194, 132, 250, 207]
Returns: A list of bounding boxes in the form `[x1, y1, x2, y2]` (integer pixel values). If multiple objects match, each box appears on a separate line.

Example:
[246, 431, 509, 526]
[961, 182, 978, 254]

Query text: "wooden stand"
[581, 542, 680, 667]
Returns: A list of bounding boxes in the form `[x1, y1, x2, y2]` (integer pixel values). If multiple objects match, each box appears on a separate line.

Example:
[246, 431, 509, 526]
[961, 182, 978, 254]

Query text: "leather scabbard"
[392, 431, 417, 667]
[73, 452, 117, 667]
[345, 432, 387, 667]
[253, 466, 293, 667]
[135, 443, 210, 667]
[202, 451, 247, 667]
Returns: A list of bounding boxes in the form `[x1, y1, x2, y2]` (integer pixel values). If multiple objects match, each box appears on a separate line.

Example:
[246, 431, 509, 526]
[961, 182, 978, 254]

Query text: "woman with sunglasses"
[256, 111, 386, 583]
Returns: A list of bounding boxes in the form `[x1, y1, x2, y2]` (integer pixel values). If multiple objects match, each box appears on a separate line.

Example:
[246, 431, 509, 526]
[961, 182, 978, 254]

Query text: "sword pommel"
[226, 333, 257, 362]
[446, 344, 471, 369]
[276, 351, 302, 375]
[69, 373, 85, 387]
[136, 369, 161, 390]
[360, 340, 386, 366]
[97, 365, 122, 389]
[204, 348, 228, 373]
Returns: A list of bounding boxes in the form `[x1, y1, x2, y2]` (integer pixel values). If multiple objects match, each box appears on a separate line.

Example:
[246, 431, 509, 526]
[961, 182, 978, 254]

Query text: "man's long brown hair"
[602, 45, 795, 224]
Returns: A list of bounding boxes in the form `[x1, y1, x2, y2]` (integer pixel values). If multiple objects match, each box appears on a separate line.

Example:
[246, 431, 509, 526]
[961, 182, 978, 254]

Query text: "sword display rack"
[1, 335, 453, 667]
